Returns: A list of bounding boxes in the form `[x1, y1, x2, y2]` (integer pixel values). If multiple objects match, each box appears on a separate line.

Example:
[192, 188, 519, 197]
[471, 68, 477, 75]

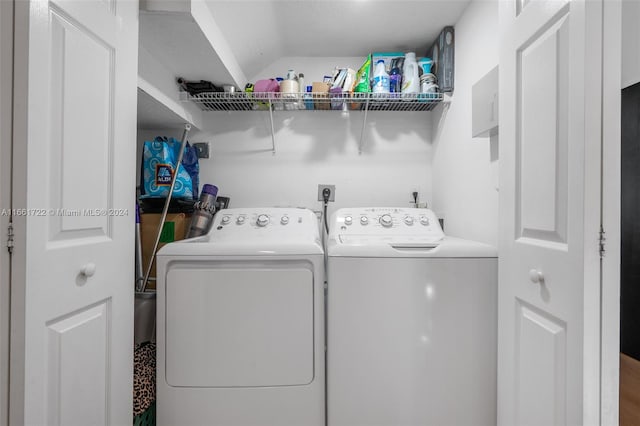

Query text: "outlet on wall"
[193, 142, 210, 159]
[317, 184, 336, 202]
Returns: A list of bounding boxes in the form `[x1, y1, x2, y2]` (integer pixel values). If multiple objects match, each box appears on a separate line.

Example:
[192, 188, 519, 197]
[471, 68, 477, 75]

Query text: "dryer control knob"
[380, 214, 393, 227]
[404, 215, 414, 225]
[344, 216, 353, 226]
[221, 216, 231, 225]
[420, 216, 430, 226]
[280, 215, 289, 225]
[360, 216, 369, 225]
[236, 216, 246, 225]
[257, 214, 270, 227]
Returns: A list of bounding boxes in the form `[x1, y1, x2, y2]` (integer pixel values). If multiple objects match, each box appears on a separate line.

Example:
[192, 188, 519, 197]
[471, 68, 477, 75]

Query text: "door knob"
[80, 263, 96, 277]
[529, 269, 544, 284]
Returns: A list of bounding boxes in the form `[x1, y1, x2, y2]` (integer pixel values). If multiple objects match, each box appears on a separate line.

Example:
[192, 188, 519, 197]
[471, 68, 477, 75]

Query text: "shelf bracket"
[268, 99, 276, 154]
[358, 98, 370, 155]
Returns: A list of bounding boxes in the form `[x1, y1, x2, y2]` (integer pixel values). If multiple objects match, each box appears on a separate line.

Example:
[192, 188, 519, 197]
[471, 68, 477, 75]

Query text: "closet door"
[0, 1, 13, 425]
[10, 1, 138, 424]
[498, 0, 603, 424]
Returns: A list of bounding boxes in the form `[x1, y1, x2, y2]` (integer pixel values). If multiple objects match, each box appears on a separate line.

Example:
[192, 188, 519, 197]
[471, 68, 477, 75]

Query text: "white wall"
[622, 0, 640, 89]
[180, 56, 434, 217]
[430, 0, 499, 246]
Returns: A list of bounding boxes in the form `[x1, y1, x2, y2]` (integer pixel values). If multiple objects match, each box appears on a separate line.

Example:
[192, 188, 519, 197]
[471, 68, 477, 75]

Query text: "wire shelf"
[180, 91, 444, 112]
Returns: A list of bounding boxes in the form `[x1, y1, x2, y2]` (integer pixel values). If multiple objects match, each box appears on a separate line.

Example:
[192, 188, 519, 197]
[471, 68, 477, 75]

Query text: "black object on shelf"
[138, 197, 195, 214]
[177, 77, 223, 95]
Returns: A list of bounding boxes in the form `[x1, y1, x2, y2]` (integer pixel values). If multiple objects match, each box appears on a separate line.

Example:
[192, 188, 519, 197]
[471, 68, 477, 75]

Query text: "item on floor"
[133, 341, 156, 421]
[186, 184, 218, 238]
[140, 136, 199, 200]
[140, 212, 190, 287]
[134, 291, 156, 345]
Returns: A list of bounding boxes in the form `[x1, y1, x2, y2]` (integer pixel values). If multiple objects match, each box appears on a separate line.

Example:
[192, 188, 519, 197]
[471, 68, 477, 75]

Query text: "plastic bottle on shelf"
[372, 59, 390, 94]
[389, 58, 403, 94]
[281, 72, 298, 110]
[402, 52, 420, 95]
[304, 85, 314, 110]
[298, 73, 305, 109]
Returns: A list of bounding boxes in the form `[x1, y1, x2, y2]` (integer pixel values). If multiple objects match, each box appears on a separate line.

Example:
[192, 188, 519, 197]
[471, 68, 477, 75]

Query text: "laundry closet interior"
[1, 0, 633, 425]
[133, 1, 500, 424]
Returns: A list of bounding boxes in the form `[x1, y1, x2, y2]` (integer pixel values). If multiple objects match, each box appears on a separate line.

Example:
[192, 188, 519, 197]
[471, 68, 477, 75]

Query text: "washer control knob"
[280, 215, 289, 225]
[404, 215, 414, 226]
[221, 216, 231, 225]
[344, 216, 353, 226]
[420, 216, 430, 226]
[256, 214, 270, 227]
[360, 216, 369, 225]
[380, 214, 393, 227]
[236, 216, 246, 225]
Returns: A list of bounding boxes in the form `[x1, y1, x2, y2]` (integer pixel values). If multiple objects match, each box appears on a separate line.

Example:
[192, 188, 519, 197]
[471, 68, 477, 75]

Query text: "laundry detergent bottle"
[402, 52, 420, 94]
[372, 59, 390, 93]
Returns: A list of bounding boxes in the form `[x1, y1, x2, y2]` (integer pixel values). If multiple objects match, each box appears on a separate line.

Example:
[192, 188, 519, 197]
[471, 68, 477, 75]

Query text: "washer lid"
[328, 236, 497, 258]
[328, 208, 495, 258]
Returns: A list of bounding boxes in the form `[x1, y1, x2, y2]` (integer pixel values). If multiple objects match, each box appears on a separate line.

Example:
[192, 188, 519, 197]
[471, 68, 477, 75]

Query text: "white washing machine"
[327, 207, 497, 426]
[156, 208, 325, 426]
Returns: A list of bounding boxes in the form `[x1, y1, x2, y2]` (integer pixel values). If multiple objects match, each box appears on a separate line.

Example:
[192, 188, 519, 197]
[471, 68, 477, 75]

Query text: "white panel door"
[10, 1, 138, 425]
[0, 2, 13, 425]
[498, 0, 602, 425]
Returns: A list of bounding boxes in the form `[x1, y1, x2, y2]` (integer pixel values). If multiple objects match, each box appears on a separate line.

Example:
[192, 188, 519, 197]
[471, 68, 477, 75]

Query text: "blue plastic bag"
[140, 137, 199, 200]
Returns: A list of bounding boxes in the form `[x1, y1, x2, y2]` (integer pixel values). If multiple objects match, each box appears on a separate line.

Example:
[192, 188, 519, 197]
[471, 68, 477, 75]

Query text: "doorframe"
[0, 1, 13, 425]
[601, 0, 621, 424]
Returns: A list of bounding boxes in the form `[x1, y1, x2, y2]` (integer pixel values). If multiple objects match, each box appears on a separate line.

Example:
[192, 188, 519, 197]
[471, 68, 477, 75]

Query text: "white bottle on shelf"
[402, 52, 420, 94]
[372, 60, 390, 94]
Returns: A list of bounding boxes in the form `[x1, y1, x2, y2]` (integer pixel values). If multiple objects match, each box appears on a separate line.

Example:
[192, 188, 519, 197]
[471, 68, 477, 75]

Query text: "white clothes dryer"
[327, 207, 497, 426]
[156, 208, 325, 426]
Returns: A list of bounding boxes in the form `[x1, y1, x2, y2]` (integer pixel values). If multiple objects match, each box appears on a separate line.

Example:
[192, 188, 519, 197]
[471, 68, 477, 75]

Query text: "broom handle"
[140, 123, 191, 292]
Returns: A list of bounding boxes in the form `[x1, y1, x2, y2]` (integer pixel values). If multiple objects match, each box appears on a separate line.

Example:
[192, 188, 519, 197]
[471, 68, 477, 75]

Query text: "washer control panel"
[210, 208, 320, 244]
[216, 210, 305, 229]
[332, 207, 444, 241]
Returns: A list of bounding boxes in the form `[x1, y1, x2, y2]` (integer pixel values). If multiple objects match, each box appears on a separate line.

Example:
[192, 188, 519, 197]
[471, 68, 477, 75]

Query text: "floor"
[620, 353, 640, 426]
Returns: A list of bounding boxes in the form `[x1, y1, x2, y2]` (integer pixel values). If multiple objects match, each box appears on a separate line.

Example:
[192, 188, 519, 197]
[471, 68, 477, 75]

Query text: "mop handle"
[140, 123, 191, 292]
[134, 203, 144, 292]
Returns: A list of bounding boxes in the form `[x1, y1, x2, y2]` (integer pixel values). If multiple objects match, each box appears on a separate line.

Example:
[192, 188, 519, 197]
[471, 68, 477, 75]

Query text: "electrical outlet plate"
[317, 184, 335, 202]
[193, 142, 210, 159]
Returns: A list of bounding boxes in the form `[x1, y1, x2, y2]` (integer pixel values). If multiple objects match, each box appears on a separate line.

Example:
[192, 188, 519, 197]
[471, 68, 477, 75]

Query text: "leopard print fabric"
[133, 341, 156, 417]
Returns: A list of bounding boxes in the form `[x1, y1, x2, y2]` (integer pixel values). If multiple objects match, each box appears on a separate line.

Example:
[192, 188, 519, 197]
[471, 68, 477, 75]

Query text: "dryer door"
[165, 260, 315, 388]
